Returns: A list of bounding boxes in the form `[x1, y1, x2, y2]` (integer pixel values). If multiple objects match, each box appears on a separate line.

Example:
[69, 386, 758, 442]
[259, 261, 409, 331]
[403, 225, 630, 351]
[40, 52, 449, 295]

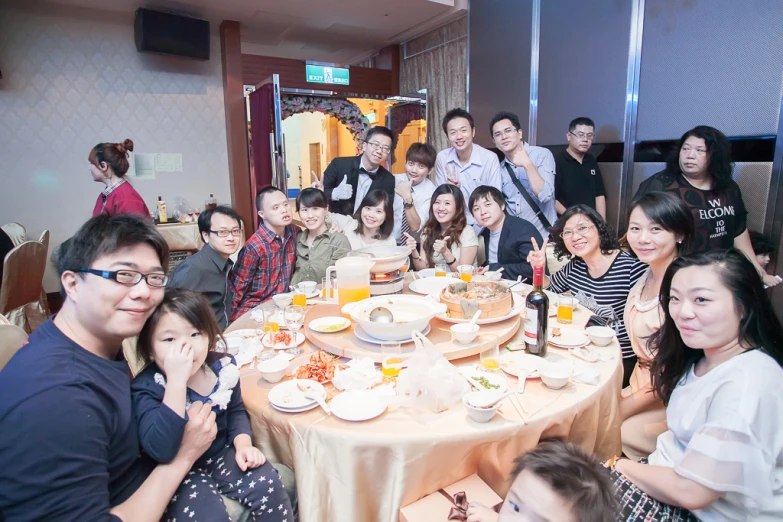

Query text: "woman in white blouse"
[409, 184, 477, 271]
[611, 249, 783, 521]
[329, 189, 397, 251]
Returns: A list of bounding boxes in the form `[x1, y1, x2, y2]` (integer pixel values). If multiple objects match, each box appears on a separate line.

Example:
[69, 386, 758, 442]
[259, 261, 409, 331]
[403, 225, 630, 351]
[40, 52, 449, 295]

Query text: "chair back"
[476, 234, 486, 266]
[38, 230, 50, 250]
[0, 323, 28, 371]
[123, 336, 147, 377]
[1, 223, 27, 247]
[0, 241, 47, 316]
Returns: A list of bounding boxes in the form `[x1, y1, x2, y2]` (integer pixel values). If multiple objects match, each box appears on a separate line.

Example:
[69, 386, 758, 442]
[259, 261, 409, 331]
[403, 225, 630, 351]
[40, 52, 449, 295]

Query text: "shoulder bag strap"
[504, 162, 551, 230]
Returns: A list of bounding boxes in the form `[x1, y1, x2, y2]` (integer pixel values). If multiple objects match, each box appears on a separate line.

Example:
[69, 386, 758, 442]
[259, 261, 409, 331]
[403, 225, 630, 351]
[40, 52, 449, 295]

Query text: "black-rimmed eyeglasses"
[209, 229, 242, 237]
[78, 268, 168, 287]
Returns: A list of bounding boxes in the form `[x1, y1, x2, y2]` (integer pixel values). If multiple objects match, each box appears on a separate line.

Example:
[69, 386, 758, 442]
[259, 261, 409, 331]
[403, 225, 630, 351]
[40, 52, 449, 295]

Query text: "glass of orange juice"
[435, 263, 448, 277]
[479, 335, 500, 373]
[262, 305, 280, 333]
[458, 265, 474, 282]
[381, 342, 404, 377]
[292, 288, 307, 307]
[557, 296, 576, 324]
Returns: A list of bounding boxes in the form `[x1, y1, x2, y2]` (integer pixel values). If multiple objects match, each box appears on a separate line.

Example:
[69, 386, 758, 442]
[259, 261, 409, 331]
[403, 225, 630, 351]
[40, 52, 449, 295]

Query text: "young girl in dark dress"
[131, 289, 292, 522]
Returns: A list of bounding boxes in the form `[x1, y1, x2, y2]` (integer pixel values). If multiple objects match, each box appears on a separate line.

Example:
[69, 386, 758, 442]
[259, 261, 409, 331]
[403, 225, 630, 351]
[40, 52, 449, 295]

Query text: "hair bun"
[120, 139, 134, 154]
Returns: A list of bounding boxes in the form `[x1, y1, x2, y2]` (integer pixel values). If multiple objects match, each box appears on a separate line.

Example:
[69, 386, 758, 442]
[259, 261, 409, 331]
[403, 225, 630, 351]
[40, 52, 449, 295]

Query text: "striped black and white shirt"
[549, 251, 646, 358]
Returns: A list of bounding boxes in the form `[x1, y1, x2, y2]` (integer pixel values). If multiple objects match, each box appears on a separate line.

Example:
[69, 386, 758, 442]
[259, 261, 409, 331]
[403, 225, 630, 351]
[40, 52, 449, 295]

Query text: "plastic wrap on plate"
[332, 358, 382, 391]
[394, 330, 469, 412]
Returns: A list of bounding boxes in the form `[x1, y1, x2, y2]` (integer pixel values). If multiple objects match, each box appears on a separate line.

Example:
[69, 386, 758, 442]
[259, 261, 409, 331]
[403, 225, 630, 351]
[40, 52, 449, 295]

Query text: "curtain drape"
[400, 17, 468, 154]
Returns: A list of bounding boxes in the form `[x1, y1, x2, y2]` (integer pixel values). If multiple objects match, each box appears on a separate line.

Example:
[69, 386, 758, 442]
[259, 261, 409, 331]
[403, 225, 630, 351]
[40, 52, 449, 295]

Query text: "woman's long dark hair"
[136, 289, 223, 366]
[627, 191, 695, 256]
[649, 249, 783, 404]
[353, 189, 394, 239]
[420, 184, 468, 267]
[667, 125, 734, 192]
[549, 205, 618, 261]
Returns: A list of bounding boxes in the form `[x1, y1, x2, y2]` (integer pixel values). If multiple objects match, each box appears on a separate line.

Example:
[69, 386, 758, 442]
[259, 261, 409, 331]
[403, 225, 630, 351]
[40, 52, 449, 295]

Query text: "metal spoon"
[369, 306, 394, 323]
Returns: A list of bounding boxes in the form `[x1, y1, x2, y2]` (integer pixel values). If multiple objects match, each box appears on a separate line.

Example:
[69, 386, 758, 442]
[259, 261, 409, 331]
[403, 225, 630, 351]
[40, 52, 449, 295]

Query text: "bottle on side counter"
[524, 264, 548, 356]
[157, 196, 168, 224]
[205, 193, 217, 210]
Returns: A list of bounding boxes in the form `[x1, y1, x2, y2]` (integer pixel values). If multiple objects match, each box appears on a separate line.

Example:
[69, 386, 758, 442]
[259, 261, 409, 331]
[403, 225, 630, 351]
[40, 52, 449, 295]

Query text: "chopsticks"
[500, 372, 528, 423]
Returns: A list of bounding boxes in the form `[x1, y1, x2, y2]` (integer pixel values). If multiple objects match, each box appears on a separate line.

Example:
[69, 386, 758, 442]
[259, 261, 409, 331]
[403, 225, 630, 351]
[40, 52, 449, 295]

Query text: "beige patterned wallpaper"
[0, 5, 231, 291]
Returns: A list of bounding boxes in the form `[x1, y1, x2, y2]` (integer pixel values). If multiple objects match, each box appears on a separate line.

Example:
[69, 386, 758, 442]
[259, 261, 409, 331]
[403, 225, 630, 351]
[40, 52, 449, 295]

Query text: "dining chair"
[0, 241, 48, 333]
[1, 223, 26, 247]
[35, 230, 52, 317]
[0, 323, 28, 371]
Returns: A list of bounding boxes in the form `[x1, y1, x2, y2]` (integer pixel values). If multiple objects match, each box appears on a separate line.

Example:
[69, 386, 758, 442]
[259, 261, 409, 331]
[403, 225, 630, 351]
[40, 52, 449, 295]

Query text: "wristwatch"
[403, 200, 414, 209]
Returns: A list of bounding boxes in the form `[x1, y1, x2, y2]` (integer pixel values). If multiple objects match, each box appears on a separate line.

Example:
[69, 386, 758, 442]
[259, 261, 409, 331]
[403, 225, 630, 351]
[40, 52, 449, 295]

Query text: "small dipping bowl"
[539, 363, 571, 390]
[257, 356, 291, 383]
[585, 326, 615, 346]
[272, 293, 293, 309]
[450, 323, 479, 344]
[296, 281, 318, 295]
[462, 392, 501, 423]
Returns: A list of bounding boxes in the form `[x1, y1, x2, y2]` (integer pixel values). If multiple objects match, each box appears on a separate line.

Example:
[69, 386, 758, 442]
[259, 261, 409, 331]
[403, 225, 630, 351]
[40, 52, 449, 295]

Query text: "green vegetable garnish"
[471, 376, 500, 390]
[321, 323, 345, 331]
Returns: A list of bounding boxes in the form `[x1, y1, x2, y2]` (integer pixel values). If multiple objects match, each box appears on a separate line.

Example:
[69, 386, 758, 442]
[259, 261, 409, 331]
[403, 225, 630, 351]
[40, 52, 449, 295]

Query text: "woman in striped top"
[527, 205, 645, 387]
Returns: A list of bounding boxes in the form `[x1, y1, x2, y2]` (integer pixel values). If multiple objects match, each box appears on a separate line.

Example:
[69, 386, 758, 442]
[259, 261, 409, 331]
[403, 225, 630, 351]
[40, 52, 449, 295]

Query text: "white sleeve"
[414, 194, 430, 232]
[435, 152, 448, 186]
[392, 193, 403, 241]
[329, 212, 354, 230]
[460, 226, 479, 248]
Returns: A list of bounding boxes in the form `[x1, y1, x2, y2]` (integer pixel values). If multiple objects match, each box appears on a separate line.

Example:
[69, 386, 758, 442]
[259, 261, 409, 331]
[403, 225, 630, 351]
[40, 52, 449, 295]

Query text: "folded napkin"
[572, 363, 600, 386]
[569, 344, 599, 363]
[250, 309, 265, 323]
[332, 357, 382, 391]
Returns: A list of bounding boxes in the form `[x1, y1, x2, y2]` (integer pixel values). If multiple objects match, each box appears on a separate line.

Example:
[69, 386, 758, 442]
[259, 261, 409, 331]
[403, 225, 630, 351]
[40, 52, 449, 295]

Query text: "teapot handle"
[325, 266, 336, 300]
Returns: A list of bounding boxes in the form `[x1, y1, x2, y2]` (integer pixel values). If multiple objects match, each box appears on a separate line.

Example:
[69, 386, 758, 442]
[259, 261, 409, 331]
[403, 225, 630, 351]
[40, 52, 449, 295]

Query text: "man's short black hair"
[442, 108, 474, 134]
[509, 440, 617, 522]
[405, 142, 437, 169]
[469, 185, 506, 211]
[57, 215, 169, 278]
[365, 126, 395, 146]
[198, 205, 242, 243]
[489, 111, 522, 135]
[569, 117, 595, 132]
[255, 185, 285, 212]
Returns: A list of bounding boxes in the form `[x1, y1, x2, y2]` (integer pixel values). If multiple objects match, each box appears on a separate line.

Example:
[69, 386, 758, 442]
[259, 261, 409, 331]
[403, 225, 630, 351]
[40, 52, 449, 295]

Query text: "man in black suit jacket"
[320, 126, 396, 215]
[469, 185, 543, 282]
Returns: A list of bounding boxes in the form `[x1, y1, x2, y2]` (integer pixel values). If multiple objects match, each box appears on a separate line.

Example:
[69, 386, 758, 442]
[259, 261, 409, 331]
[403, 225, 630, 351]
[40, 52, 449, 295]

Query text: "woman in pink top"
[89, 139, 150, 219]
[621, 192, 694, 460]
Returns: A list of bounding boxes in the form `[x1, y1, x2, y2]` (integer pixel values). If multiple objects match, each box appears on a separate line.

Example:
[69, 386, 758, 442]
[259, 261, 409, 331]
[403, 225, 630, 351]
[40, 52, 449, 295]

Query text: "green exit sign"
[306, 64, 350, 85]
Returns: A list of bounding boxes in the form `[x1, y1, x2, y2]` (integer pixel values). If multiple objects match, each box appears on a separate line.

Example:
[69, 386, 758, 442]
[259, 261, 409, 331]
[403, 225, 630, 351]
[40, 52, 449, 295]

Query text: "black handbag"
[504, 163, 551, 230]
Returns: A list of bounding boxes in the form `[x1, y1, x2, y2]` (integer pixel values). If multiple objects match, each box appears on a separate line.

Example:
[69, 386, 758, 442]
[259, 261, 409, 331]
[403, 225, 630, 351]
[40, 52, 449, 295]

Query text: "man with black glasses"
[168, 205, 242, 329]
[0, 215, 217, 521]
[555, 117, 607, 219]
[321, 126, 396, 216]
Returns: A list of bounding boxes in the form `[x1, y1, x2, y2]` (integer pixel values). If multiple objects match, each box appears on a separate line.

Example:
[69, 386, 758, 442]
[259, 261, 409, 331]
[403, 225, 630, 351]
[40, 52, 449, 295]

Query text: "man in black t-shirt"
[555, 117, 606, 219]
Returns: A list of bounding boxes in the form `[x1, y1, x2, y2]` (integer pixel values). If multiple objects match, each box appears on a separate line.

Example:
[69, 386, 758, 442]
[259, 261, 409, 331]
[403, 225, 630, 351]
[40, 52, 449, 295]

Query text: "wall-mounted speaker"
[134, 8, 210, 61]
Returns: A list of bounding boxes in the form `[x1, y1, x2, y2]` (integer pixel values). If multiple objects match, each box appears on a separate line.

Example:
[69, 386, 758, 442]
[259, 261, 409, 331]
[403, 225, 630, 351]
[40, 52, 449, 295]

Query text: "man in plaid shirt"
[228, 186, 298, 321]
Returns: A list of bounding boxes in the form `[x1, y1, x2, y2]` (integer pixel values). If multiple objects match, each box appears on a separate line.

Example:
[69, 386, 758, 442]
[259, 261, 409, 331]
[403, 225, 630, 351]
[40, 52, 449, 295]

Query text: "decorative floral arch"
[280, 95, 371, 147]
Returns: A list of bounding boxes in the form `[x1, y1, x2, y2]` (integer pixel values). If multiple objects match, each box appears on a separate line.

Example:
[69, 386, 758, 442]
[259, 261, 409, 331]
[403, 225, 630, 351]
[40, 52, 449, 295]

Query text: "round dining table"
[227, 274, 623, 522]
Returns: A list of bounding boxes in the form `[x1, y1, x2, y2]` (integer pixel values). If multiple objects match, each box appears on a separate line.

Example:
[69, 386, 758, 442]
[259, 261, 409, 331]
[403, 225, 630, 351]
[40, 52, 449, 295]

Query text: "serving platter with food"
[262, 331, 306, 349]
[292, 351, 346, 383]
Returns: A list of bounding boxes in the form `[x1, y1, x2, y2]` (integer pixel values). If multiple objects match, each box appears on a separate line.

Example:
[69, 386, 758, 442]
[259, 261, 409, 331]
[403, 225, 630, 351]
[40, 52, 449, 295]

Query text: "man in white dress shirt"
[491, 111, 557, 239]
[392, 143, 437, 244]
[435, 108, 501, 232]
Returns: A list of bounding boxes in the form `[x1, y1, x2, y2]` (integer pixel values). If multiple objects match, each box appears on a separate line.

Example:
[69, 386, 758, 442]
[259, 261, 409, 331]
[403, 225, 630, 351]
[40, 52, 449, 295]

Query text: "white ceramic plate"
[437, 294, 525, 325]
[458, 366, 509, 393]
[329, 391, 387, 422]
[262, 331, 306, 349]
[409, 277, 456, 296]
[223, 329, 261, 339]
[268, 379, 326, 411]
[548, 328, 589, 348]
[500, 352, 542, 378]
[353, 324, 430, 345]
[308, 316, 351, 334]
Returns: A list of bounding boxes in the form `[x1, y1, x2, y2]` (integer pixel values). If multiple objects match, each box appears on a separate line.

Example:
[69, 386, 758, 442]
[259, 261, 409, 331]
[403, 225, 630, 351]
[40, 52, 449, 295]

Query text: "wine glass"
[284, 305, 305, 355]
